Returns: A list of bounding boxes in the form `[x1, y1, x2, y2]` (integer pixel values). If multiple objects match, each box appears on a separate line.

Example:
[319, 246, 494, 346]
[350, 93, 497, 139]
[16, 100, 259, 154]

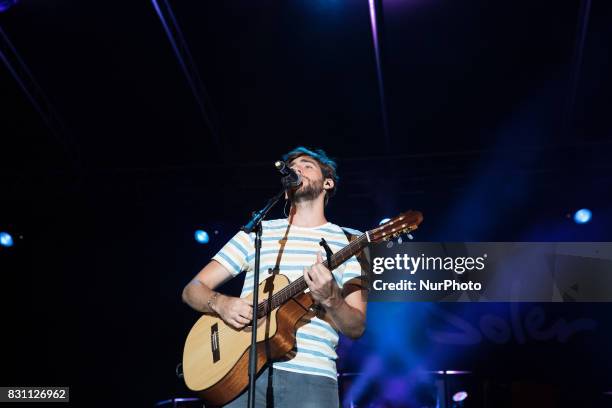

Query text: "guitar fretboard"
[256, 232, 369, 318]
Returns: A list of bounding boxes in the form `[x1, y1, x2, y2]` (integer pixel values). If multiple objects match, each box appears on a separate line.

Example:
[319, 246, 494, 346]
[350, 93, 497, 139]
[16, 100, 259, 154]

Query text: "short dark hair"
[282, 146, 339, 205]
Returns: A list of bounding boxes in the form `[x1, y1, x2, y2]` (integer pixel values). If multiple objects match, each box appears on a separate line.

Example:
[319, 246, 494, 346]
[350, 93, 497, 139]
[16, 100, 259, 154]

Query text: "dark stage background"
[1, 0, 612, 406]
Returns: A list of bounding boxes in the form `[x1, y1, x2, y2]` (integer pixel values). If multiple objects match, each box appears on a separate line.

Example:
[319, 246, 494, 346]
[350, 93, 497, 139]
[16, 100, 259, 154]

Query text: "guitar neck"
[257, 232, 369, 317]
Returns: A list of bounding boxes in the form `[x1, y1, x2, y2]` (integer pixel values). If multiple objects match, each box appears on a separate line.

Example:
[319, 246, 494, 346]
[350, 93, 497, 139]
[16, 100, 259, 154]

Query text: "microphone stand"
[241, 187, 286, 408]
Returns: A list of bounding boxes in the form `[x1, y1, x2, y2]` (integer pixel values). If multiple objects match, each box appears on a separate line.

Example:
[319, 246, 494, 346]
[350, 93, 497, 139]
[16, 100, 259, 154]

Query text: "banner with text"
[366, 242, 612, 302]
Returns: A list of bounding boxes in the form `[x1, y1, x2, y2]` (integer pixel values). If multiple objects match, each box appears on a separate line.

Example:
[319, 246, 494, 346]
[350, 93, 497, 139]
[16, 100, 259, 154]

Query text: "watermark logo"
[367, 242, 612, 302]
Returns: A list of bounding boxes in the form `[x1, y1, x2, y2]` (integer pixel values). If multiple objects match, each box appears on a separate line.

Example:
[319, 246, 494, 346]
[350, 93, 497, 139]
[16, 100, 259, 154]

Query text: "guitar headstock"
[368, 211, 423, 243]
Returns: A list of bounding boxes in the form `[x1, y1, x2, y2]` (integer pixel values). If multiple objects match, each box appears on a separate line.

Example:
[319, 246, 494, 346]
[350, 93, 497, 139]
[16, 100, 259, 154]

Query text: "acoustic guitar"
[182, 211, 423, 406]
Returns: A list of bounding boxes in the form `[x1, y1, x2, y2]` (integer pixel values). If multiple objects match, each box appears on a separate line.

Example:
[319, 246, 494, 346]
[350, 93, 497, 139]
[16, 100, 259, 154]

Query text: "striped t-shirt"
[212, 218, 363, 380]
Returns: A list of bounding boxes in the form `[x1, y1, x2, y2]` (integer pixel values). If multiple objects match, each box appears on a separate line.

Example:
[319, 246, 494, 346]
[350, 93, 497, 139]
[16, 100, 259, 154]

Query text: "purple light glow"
[452, 391, 468, 402]
[446, 370, 471, 375]
[0, 0, 18, 13]
[427, 370, 471, 375]
[368, 0, 379, 52]
[383, 377, 410, 402]
[367, 0, 391, 151]
[367, 0, 383, 93]
[342, 355, 383, 406]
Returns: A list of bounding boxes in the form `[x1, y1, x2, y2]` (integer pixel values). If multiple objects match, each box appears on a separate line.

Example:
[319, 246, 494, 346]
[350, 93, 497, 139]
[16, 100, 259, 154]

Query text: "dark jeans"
[223, 366, 339, 408]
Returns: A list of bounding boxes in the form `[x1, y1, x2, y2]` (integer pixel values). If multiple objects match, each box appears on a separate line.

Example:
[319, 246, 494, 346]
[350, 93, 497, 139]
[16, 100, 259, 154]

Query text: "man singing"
[182, 147, 367, 407]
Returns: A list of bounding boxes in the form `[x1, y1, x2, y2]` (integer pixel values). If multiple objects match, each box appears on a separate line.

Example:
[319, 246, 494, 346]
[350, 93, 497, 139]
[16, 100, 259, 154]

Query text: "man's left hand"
[304, 252, 342, 310]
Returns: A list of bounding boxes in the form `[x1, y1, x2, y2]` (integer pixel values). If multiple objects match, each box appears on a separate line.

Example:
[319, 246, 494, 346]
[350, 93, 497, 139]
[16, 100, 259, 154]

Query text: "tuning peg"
[397, 236, 403, 244]
[406, 233, 414, 240]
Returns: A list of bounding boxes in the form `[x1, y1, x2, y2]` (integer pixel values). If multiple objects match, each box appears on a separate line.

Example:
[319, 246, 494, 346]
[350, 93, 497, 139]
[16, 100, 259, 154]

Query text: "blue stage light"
[379, 218, 391, 225]
[0, 0, 18, 13]
[573, 208, 592, 224]
[452, 391, 468, 402]
[194, 230, 210, 244]
[0, 232, 14, 247]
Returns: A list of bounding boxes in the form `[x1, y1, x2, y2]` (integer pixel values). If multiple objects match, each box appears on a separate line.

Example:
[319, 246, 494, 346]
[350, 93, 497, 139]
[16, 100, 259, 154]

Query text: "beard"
[289, 176, 325, 203]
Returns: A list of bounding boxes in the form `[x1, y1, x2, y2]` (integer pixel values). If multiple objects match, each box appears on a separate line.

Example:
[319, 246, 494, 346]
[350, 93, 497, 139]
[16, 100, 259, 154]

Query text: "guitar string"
[264, 232, 368, 310]
[255, 217, 414, 314]
[254, 233, 369, 317]
[207, 219, 416, 343]
[210, 233, 369, 345]
[211, 224, 409, 342]
[206, 234, 369, 346]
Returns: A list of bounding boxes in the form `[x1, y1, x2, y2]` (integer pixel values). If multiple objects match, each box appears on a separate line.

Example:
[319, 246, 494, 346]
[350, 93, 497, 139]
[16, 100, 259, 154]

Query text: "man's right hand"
[212, 295, 253, 330]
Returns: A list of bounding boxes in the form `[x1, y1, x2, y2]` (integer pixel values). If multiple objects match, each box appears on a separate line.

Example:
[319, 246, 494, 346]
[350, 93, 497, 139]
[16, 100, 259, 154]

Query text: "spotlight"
[0, 232, 14, 248]
[379, 218, 391, 225]
[452, 391, 468, 402]
[0, 0, 18, 13]
[194, 230, 210, 244]
[573, 208, 592, 224]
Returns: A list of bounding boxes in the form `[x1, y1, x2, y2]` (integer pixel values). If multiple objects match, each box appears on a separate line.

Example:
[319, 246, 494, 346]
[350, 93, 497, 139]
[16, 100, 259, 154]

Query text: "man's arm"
[304, 253, 367, 339]
[182, 260, 253, 329]
[322, 290, 366, 339]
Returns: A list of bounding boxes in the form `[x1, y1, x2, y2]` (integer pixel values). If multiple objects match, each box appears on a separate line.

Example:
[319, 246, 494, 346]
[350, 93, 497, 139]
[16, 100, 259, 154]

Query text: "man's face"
[288, 155, 326, 203]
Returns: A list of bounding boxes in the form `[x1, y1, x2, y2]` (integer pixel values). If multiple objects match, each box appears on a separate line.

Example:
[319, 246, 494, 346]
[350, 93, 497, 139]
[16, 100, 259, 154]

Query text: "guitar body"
[182, 210, 423, 406]
[182, 274, 315, 407]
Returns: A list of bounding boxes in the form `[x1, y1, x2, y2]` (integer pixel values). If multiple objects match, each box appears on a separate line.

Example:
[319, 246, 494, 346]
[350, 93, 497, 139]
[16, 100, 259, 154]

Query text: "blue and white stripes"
[211, 218, 363, 380]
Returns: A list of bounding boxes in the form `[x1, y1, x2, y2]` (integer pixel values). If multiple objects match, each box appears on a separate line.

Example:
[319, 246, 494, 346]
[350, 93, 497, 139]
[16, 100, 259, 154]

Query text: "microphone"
[274, 161, 302, 188]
